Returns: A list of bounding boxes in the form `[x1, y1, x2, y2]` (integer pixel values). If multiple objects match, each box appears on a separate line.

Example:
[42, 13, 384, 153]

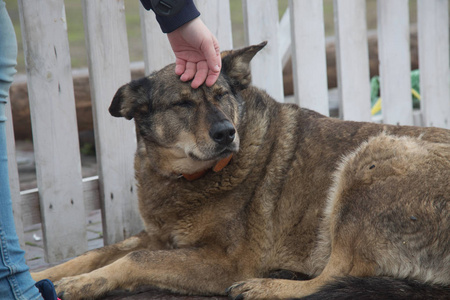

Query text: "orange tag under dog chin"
[182, 154, 233, 181]
[213, 154, 233, 172]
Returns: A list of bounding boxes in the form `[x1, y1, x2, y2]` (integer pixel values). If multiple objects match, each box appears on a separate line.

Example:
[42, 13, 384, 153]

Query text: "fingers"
[174, 58, 186, 76]
[179, 61, 196, 82]
[201, 36, 221, 87]
[177, 51, 220, 88]
[201, 36, 221, 74]
[205, 71, 220, 87]
[172, 28, 221, 87]
[191, 61, 208, 89]
[178, 61, 210, 89]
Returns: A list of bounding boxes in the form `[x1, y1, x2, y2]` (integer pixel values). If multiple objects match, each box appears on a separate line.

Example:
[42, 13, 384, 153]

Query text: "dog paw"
[55, 274, 107, 300]
[226, 278, 281, 300]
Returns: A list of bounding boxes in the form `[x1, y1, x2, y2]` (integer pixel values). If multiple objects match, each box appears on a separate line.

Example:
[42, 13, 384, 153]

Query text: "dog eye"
[215, 92, 229, 101]
[173, 100, 194, 108]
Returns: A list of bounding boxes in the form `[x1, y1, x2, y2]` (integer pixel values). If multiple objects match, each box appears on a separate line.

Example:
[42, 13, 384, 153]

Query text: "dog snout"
[209, 121, 236, 146]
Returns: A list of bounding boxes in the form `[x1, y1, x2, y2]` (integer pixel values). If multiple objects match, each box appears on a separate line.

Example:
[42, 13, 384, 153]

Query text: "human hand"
[167, 17, 221, 88]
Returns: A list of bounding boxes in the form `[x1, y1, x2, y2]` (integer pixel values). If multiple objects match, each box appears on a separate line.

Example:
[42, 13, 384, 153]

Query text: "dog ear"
[109, 77, 151, 120]
[221, 41, 267, 90]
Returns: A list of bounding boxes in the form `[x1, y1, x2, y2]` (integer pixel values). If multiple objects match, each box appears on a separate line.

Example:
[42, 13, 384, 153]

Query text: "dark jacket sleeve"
[140, 0, 200, 33]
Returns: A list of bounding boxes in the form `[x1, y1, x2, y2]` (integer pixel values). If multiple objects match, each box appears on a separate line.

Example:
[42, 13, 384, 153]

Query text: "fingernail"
[213, 65, 220, 72]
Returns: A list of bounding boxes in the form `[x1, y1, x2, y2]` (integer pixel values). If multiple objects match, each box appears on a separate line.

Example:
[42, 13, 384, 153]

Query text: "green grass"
[25, 241, 39, 247]
[6, 0, 420, 74]
[27, 256, 43, 261]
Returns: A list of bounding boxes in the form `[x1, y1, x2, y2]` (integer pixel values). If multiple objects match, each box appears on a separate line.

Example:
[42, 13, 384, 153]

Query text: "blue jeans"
[0, 1, 43, 299]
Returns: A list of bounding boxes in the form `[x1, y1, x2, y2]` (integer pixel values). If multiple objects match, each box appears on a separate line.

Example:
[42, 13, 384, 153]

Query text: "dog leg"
[31, 230, 150, 282]
[227, 248, 376, 299]
[54, 247, 241, 300]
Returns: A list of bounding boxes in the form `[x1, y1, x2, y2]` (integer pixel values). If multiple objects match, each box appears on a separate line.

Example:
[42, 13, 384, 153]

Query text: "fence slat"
[140, 6, 176, 75]
[377, 0, 413, 126]
[279, 8, 291, 68]
[333, 0, 371, 121]
[5, 100, 24, 246]
[242, 0, 284, 102]
[289, 0, 329, 116]
[417, 0, 450, 129]
[82, 0, 142, 245]
[21, 177, 100, 228]
[17, 0, 86, 262]
[195, 0, 233, 50]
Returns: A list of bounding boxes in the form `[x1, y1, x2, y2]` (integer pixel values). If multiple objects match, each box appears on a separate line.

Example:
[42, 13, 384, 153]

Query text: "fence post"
[82, 0, 142, 245]
[17, 0, 86, 262]
[242, 0, 284, 102]
[377, 0, 413, 126]
[195, 0, 233, 50]
[417, 0, 450, 129]
[289, 0, 329, 116]
[140, 6, 176, 75]
[333, 0, 371, 122]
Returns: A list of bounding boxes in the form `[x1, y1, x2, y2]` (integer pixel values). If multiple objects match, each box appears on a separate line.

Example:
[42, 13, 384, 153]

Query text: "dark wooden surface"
[102, 287, 227, 300]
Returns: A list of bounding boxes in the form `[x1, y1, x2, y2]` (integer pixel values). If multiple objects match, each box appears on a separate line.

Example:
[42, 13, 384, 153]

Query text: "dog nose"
[209, 121, 236, 145]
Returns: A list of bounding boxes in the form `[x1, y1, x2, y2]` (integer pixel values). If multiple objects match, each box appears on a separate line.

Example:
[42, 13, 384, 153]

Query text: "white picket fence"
[6, 0, 450, 263]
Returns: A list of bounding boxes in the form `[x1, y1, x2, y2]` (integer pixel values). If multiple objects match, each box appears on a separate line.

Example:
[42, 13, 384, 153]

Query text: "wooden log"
[9, 68, 146, 141]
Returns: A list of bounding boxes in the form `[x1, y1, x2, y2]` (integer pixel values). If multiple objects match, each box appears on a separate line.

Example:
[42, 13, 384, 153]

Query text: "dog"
[32, 42, 450, 299]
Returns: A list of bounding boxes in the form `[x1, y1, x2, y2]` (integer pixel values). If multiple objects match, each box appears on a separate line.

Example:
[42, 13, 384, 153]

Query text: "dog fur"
[32, 42, 450, 299]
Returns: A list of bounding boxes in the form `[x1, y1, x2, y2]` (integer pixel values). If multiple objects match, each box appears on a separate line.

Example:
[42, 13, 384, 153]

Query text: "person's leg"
[0, 1, 43, 299]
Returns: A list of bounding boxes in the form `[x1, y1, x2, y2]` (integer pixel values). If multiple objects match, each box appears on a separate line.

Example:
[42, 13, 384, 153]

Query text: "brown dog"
[32, 42, 450, 299]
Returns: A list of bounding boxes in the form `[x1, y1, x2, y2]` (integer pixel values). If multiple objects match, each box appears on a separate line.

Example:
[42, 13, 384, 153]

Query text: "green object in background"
[370, 76, 381, 115]
[370, 69, 421, 116]
[410, 69, 421, 109]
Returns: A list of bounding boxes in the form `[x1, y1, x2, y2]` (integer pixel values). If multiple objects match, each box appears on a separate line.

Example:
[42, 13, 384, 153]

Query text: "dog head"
[109, 42, 266, 177]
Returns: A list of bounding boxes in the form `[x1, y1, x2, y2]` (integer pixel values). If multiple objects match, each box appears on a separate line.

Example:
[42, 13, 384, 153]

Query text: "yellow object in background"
[371, 98, 382, 116]
[371, 89, 421, 116]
